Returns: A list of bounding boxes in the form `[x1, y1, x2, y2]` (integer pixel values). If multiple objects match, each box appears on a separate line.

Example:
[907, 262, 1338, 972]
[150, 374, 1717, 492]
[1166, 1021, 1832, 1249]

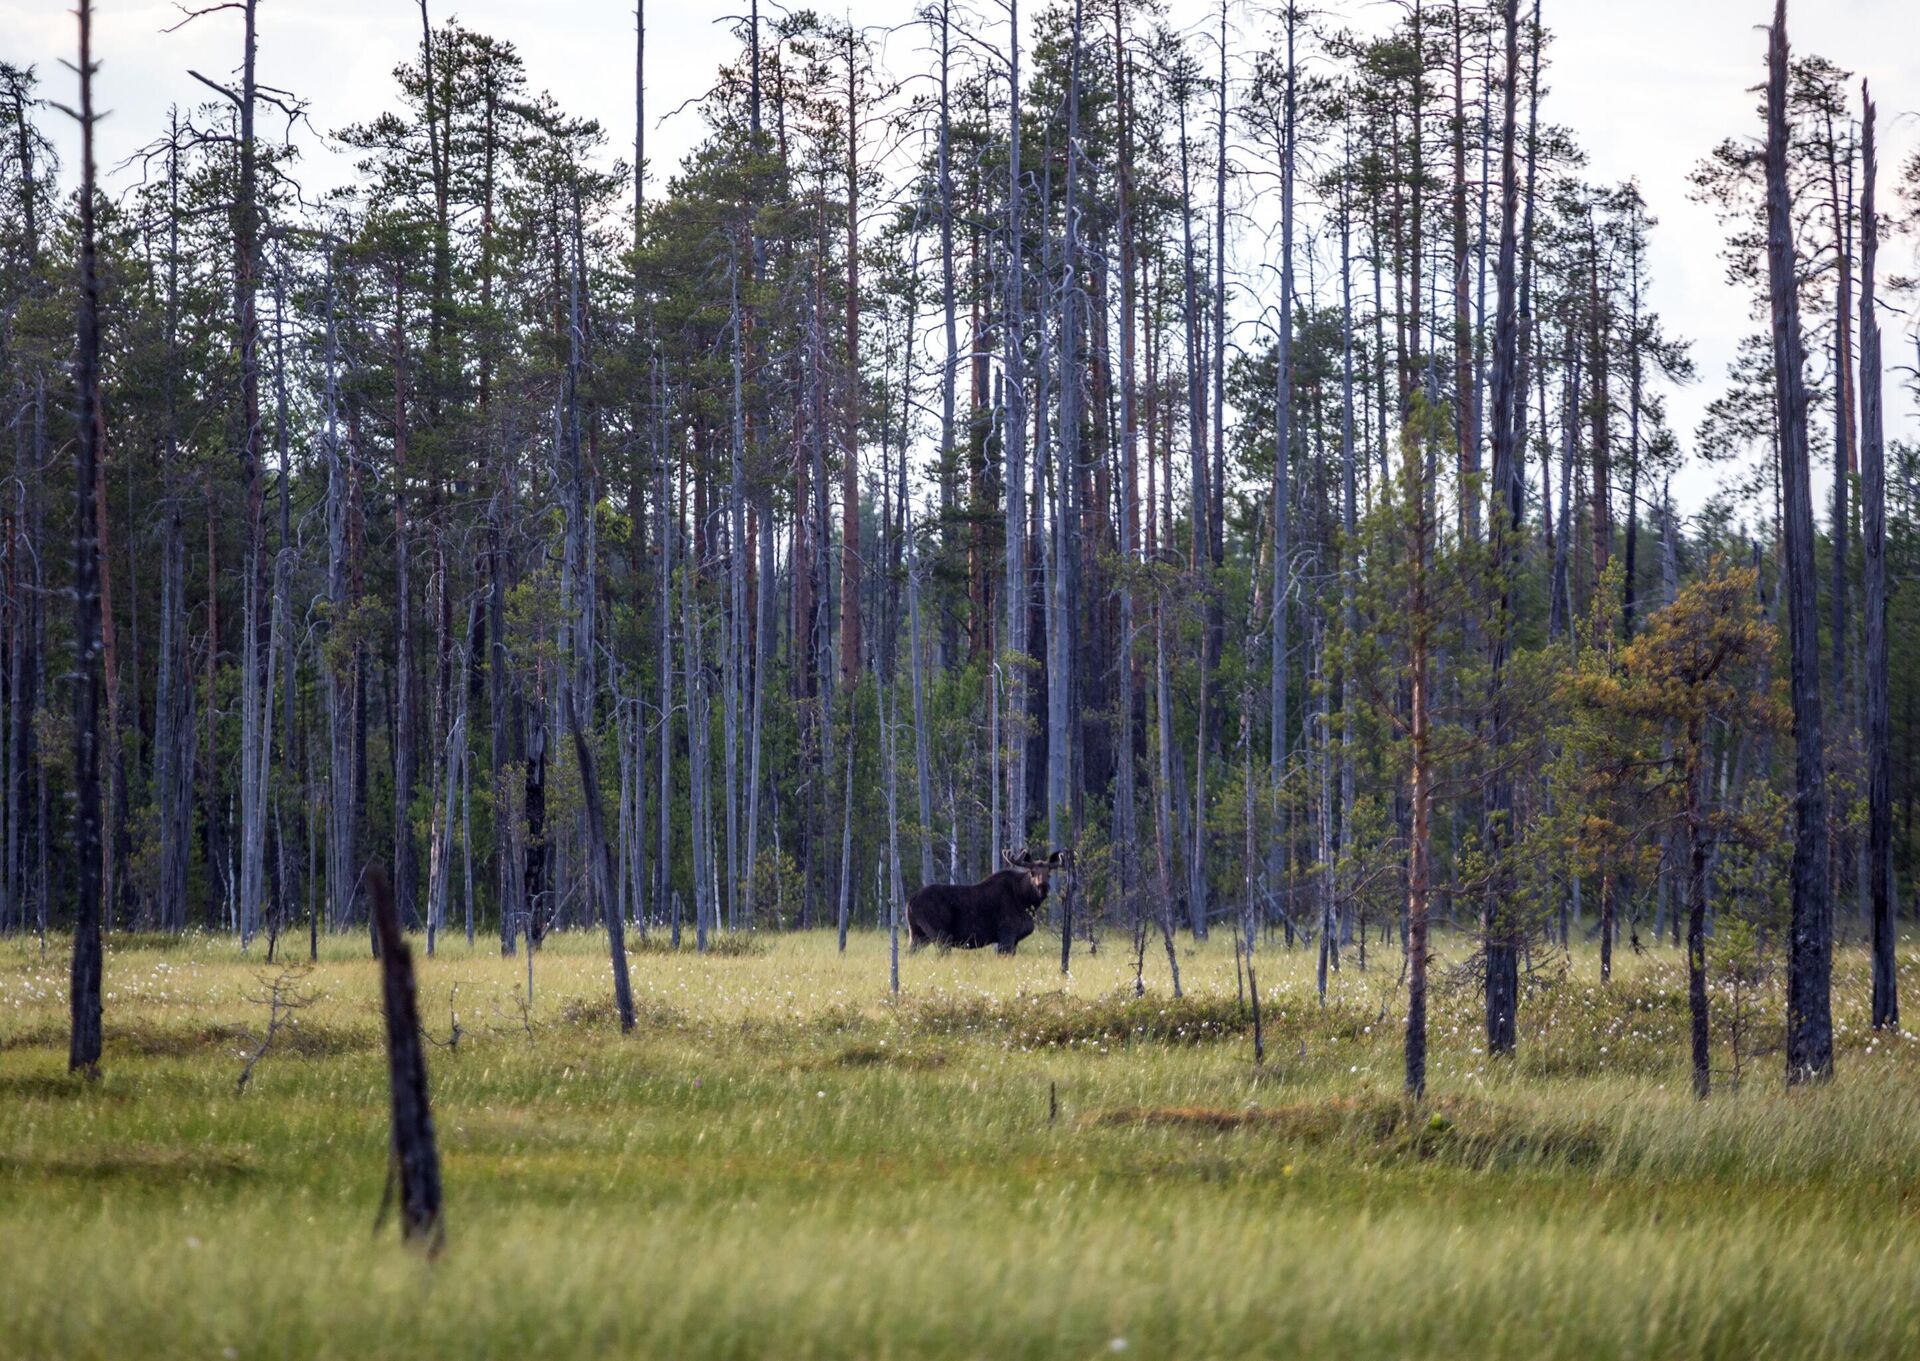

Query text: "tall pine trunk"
[1766, 0, 1832, 1085]
[67, 0, 104, 1073]
[1859, 84, 1895, 1029]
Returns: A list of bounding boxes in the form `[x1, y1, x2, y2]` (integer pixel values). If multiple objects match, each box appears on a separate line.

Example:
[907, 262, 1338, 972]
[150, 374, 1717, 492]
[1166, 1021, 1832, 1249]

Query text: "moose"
[906, 847, 1067, 954]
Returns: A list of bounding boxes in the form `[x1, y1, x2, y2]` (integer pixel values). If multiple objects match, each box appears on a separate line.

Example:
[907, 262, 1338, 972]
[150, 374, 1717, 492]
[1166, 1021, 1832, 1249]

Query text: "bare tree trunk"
[1404, 450, 1433, 1097]
[1209, 0, 1229, 582]
[1766, 0, 1832, 1085]
[1175, 70, 1208, 941]
[67, 0, 104, 1073]
[270, 271, 299, 943]
[1153, 605, 1183, 997]
[1587, 220, 1611, 596]
[370, 867, 443, 1252]
[1686, 730, 1710, 1098]
[726, 264, 748, 932]
[391, 270, 418, 933]
[488, 490, 516, 955]
[835, 692, 856, 946]
[1268, 4, 1297, 950]
[1452, 0, 1477, 543]
[322, 258, 359, 941]
[155, 112, 192, 934]
[656, 362, 676, 946]
[1621, 198, 1645, 635]
[1002, 0, 1029, 852]
[1112, 0, 1141, 929]
[684, 521, 712, 952]
[1483, 0, 1524, 1059]
[568, 688, 636, 1031]
[838, 27, 862, 694]
[907, 512, 936, 888]
[1337, 116, 1359, 970]
[1549, 329, 1581, 642]
[879, 618, 904, 994]
[1049, 0, 1085, 867]
[428, 598, 476, 956]
[1860, 83, 1896, 1030]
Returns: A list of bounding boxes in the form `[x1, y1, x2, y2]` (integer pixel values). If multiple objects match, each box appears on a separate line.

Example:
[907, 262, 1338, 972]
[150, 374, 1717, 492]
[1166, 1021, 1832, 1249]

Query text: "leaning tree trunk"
[370, 866, 443, 1252]
[567, 689, 636, 1032]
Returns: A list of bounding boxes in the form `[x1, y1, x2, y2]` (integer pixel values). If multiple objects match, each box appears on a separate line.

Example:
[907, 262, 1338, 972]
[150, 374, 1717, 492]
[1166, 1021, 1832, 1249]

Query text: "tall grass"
[2, 927, 1916, 1359]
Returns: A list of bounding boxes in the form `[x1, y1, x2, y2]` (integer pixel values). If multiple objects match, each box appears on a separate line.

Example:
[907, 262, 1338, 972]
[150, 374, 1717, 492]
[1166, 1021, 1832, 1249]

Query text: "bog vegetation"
[3, 0, 1920, 1350]
[5, 930, 1920, 1359]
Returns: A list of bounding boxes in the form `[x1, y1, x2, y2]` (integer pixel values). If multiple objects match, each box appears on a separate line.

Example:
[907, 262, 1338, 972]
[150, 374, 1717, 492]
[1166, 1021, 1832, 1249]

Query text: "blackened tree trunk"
[1404, 445, 1433, 1098]
[1483, 0, 1523, 1061]
[67, 0, 104, 1075]
[838, 26, 862, 694]
[1686, 724, 1711, 1100]
[1452, 0, 1476, 543]
[1002, 0, 1029, 852]
[1269, 5, 1297, 947]
[1048, 0, 1085, 868]
[1175, 75, 1209, 940]
[655, 363, 675, 945]
[1766, 0, 1832, 1085]
[1111, 0, 1141, 920]
[186, 0, 269, 945]
[322, 256, 358, 943]
[488, 492, 515, 954]
[391, 270, 418, 934]
[1860, 82, 1895, 1029]
[567, 691, 636, 1032]
[155, 112, 193, 934]
[370, 867, 443, 1252]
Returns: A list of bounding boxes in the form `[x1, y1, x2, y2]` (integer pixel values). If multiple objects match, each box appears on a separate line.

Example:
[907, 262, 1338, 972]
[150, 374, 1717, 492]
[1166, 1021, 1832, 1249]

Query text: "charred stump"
[370, 865, 444, 1253]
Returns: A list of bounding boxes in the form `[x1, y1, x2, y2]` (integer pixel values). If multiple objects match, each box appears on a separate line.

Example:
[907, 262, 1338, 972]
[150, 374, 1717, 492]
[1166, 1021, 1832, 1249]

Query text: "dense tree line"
[5, 0, 1917, 1091]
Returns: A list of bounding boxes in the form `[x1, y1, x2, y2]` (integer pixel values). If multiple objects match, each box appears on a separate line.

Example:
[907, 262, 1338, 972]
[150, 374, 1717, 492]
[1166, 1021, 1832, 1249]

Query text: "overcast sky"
[5, 0, 1917, 516]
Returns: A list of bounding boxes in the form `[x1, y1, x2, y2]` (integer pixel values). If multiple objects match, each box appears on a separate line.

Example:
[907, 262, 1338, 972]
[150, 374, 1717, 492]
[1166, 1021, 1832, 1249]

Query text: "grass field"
[4, 923, 1918, 1360]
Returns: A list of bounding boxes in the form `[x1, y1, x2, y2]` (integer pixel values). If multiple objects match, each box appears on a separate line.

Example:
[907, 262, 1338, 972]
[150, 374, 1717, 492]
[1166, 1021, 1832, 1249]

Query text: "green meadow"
[3, 927, 1917, 1360]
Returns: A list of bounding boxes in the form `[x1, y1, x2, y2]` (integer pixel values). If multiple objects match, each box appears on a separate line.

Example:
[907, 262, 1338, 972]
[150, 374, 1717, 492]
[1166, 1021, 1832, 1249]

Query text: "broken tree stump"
[370, 865, 444, 1254]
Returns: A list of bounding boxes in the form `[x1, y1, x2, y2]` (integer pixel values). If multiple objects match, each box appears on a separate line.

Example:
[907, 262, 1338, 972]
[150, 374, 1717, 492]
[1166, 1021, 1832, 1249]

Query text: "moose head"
[1003, 846, 1069, 904]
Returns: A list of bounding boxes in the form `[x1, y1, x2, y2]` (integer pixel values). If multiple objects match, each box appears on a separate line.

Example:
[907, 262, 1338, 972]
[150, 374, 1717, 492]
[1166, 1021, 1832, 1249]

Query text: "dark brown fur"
[906, 850, 1062, 954]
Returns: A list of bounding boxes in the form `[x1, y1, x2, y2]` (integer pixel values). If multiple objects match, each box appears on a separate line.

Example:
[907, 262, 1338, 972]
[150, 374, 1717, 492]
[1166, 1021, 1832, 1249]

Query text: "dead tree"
[64, 0, 105, 1076]
[1859, 81, 1895, 1030]
[234, 965, 315, 1096]
[1765, 0, 1832, 1085]
[1483, 0, 1525, 1063]
[568, 692, 637, 1032]
[369, 867, 444, 1253]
